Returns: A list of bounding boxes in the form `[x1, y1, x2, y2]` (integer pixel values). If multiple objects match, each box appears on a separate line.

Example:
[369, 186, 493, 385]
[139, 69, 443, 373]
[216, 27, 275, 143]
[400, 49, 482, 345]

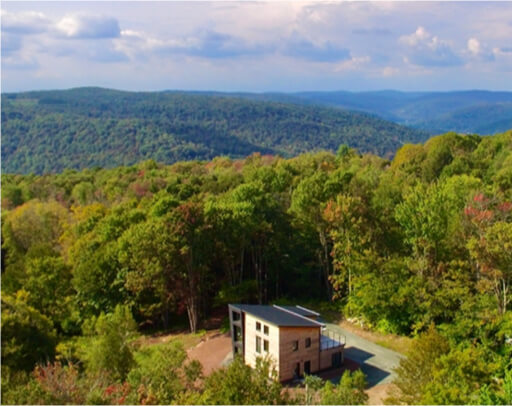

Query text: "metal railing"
[320, 329, 346, 351]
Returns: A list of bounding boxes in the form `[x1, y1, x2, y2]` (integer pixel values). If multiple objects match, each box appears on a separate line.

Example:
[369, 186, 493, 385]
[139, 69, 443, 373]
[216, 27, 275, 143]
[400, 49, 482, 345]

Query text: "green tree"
[1, 291, 57, 372]
[201, 356, 285, 405]
[118, 219, 176, 328]
[303, 374, 324, 405]
[70, 203, 143, 318]
[395, 183, 453, 272]
[324, 194, 373, 306]
[479, 368, 512, 405]
[128, 340, 202, 404]
[423, 345, 499, 404]
[24, 255, 74, 332]
[388, 324, 450, 404]
[290, 169, 349, 298]
[119, 202, 213, 332]
[319, 369, 368, 405]
[468, 221, 512, 315]
[82, 305, 137, 381]
[2, 200, 68, 254]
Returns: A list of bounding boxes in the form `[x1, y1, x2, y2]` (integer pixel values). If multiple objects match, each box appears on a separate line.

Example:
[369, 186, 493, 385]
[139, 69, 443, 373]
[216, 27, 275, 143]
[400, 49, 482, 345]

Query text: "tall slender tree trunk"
[349, 268, 352, 297]
[239, 247, 245, 284]
[163, 300, 170, 330]
[503, 279, 508, 315]
[264, 256, 268, 303]
[319, 229, 332, 300]
[186, 295, 198, 333]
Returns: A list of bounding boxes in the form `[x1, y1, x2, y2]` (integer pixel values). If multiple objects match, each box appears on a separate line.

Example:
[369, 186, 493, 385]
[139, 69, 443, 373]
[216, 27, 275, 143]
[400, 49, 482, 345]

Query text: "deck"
[320, 329, 345, 350]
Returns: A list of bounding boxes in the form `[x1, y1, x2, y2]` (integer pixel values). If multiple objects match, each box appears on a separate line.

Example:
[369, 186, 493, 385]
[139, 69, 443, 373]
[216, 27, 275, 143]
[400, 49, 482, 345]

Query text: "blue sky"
[2, 1, 512, 92]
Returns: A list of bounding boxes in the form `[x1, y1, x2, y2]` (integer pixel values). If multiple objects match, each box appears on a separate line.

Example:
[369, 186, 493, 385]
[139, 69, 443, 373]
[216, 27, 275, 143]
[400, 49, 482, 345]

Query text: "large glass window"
[305, 337, 311, 348]
[256, 321, 261, 331]
[232, 311, 241, 321]
[264, 339, 269, 352]
[292, 340, 299, 351]
[263, 325, 269, 335]
[256, 336, 262, 353]
[233, 326, 242, 342]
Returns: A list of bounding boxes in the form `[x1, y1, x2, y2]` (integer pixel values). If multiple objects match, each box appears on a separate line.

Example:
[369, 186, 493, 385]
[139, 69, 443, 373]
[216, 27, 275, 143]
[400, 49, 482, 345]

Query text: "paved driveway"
[324, 323, 403, 387]
[187, 332, 232, 375]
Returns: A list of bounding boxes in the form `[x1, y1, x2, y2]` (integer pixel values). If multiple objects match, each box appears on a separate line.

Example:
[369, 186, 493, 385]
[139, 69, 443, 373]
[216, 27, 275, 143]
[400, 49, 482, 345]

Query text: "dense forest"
[2, 131, 511, 404]
[1, 88, 428, 174]
[219, 89, 512, 135]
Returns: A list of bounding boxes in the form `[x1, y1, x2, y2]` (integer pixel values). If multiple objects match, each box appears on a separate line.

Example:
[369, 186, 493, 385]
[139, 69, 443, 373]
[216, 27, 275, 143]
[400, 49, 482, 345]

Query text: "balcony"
[320, 329, 345, 351]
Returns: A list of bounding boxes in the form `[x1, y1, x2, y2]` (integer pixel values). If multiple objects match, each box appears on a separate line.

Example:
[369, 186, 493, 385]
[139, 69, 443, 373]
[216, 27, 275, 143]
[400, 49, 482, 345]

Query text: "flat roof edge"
[296, 305, 321, 316]
[273, 305, 325, 327]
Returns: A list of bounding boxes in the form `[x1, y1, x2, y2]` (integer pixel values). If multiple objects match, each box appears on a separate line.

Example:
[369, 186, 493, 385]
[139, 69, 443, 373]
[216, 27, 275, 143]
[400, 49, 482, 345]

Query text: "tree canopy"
[1, 130, 511, 404]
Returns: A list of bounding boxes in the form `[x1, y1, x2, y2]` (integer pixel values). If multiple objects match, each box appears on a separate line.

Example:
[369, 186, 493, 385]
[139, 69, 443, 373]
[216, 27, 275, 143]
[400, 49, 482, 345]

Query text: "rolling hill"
[1, 88, 428, 174]
[236, 90, 512, 135]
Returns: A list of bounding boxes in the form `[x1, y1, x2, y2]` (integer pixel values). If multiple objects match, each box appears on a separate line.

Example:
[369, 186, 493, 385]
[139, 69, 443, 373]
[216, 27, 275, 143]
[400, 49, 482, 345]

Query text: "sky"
[2, 1, 512, 93]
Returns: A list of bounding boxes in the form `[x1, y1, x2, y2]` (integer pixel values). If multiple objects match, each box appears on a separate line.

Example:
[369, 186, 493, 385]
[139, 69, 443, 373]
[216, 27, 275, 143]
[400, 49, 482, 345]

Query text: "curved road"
[325, 322, 403, 387]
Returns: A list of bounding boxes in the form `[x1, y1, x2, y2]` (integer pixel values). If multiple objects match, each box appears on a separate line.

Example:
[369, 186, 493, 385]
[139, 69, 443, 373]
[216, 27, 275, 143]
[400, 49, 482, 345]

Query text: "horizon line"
[3, 86, 512, 95]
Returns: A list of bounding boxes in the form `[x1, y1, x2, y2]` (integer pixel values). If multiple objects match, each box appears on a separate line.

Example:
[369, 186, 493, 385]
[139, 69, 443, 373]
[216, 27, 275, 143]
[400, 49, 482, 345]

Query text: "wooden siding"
[319, 346, 344, 370]
[278, 326, 321, 381]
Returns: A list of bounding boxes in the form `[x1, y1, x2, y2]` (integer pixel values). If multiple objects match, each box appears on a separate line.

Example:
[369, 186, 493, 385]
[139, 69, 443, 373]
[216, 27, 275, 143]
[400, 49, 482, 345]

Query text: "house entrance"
[332, 351, 342, 368]
[294, 362, 300, 378]
[304, 360, 311, 375]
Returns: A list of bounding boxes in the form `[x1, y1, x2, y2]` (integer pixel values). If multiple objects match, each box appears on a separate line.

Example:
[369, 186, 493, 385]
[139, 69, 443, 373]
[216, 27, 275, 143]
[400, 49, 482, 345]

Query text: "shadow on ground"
[325, 347, 391, 387]
[358, 363, 390, 386]
[344, 347, 374, 363]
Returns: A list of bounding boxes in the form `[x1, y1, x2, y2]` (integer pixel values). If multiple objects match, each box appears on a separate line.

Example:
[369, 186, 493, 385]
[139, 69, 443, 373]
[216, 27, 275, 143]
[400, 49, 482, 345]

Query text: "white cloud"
[114, 29, 268, 61]
[401, 26, 430, 46]
[1, 2, 512, 92]
[467, 38, 481, 55]
[1, 9, 121, 39]
[1, 9, 50, 34]
[334, 56, 370, 72]
[400, 26, 462, 67]
[381, 66, 400, 77]
[466, 37, 495, 62]
[55, 14, 120, 39]
[282, 32, 351, 62]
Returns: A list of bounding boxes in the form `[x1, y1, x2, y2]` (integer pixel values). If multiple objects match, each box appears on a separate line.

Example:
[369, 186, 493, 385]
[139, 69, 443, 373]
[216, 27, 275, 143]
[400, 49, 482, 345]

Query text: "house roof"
[230, 304, 323, 327]
[279, 305, 320, 317]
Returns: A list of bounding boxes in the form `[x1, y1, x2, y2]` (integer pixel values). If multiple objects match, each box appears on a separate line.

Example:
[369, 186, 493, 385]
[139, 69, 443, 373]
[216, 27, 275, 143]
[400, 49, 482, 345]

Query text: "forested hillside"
[2, 130, 511, 404]
[0, 88, 428, 174]
[248, 90, 512, 135]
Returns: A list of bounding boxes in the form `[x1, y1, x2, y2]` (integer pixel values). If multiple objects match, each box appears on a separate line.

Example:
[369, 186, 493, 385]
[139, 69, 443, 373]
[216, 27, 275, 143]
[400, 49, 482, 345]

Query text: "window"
[264, 339, 269, 352]
[263, 325, 269, 335]
[256, 321, 261, 331]
[305, 337, 311, 348]
[232, 311, 241, 321]
[256, 336, 262, 353]
[304, 360, 311, 375]
[292, 340, 299, 351]
[233, 326, 242, 342]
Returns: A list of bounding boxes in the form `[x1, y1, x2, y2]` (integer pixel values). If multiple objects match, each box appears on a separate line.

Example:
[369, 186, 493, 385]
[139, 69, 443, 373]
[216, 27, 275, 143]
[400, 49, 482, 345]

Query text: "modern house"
[228, 304, 345, 382]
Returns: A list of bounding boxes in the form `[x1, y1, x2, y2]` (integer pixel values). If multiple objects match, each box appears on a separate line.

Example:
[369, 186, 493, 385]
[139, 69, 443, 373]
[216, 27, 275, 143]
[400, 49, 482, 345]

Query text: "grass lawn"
[338, 320, 412, 355]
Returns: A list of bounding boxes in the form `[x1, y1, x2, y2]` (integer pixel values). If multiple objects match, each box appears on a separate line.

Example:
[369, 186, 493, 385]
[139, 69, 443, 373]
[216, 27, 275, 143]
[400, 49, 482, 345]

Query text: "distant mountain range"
[1, 88, 427, 174]
[183, 90, 512, 135]
[2, 87, 511, 174]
